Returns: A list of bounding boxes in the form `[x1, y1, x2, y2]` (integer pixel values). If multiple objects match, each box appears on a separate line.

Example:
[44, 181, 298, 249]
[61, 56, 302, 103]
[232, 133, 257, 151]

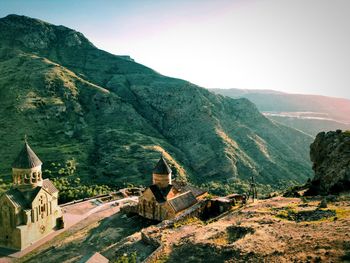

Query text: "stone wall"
[142, 244, 165, 263]
[140, 228, 165, 263]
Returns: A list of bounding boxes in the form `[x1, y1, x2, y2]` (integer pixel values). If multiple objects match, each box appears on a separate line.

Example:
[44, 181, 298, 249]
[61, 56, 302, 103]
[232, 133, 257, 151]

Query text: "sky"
[0, 0, 350, 99]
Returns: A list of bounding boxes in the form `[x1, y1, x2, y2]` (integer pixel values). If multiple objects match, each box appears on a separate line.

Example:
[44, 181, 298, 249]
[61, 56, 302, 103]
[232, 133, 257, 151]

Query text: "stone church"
[138, 156, 207, 221]
[0, 141, 64, 250]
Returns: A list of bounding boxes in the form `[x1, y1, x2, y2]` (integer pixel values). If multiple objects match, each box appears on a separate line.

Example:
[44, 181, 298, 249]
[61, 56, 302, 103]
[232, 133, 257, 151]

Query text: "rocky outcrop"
[0, 14, 94, 50]
[309, 130, 350, 194]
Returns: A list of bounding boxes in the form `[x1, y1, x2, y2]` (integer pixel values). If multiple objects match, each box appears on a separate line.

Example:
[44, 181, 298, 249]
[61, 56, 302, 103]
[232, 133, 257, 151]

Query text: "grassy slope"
[0, 15, 313, 195]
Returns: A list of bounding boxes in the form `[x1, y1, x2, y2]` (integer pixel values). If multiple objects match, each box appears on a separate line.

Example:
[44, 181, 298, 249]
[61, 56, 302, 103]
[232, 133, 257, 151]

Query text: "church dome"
[153, 156, 172, 175]
[12, 142, 42, 169]
[152, 156, 172, 189]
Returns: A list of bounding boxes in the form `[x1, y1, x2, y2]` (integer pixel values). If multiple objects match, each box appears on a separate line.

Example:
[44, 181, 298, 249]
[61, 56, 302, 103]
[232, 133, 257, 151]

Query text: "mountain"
[211, 88, 350, 136]
[0, 15, 313, 196]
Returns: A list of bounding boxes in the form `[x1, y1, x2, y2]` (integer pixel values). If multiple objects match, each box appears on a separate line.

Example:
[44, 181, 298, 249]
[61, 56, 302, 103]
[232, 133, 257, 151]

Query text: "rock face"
[0, 14, 313, 192]
[309, 130, 350, 194]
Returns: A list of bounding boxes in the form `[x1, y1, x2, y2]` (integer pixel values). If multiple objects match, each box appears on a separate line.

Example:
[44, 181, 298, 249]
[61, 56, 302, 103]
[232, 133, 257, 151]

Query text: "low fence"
[120, 203, 138, 214]
[60, 192, 121, 207]
[142, 244, 165, 263]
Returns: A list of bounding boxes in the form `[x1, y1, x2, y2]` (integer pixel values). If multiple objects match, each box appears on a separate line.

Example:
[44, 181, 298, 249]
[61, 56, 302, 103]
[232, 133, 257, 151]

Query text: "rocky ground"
[15, 201, 153, 263]
[138, 195, 350, 263]
[10, 195, 350, 263]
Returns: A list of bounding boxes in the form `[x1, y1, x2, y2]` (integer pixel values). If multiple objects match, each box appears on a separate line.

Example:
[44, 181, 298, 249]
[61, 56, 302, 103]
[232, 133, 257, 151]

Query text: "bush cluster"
[44, 159, 111, 203]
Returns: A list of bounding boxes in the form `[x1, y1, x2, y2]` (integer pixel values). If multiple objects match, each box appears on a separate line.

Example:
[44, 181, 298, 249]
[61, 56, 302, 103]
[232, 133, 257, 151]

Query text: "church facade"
[0, 141, 64, 250]
[138, 156, 207, 221]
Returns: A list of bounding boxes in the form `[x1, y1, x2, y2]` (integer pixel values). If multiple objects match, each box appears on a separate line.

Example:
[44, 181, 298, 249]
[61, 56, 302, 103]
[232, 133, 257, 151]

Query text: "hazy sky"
[1, 0, 350, 99]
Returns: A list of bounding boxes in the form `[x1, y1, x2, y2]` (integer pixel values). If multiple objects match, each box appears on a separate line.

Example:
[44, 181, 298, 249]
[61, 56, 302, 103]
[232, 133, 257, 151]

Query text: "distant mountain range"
[211, 89, 350, 136]
[0, 15, 313, 194]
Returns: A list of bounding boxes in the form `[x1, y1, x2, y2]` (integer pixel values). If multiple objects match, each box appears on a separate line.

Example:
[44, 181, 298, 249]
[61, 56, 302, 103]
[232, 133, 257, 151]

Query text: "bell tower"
[152, 155, 172, 188]
[12, 139, 43, 190]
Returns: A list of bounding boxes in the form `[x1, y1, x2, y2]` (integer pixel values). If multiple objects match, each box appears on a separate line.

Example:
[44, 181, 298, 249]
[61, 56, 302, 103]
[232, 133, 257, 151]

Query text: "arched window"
[152, 202, 156, 218]
[13, 175, 18, 185]
[38, 195, 46, 219]
[24, 174, 30, 184]
[31, 209, 35, 223]
[31, 172, 36, 184]
[143, 200, 147, 214]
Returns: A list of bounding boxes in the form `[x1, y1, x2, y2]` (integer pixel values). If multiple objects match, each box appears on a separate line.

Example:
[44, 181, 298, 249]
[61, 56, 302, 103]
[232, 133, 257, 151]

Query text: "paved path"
[0, 196, 138, 262]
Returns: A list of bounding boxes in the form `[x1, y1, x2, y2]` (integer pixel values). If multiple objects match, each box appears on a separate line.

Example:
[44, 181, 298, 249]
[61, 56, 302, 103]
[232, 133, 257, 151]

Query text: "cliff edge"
[309, 130, 350, 194]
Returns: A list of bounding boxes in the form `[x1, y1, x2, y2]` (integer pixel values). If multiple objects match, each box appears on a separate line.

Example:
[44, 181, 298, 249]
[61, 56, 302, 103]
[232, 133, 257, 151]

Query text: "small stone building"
[138, 156, 207, 221]
[80, 252, 109, 263]
[0, 141, 64, 250]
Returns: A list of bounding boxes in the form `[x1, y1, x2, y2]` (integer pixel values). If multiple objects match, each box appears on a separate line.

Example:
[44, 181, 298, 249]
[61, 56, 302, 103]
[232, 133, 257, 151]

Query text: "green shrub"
[114, 252, 137, 263]
[53, 177, 111, 203]
[173, 217, 203, 228]
[44, 159, 77, 177]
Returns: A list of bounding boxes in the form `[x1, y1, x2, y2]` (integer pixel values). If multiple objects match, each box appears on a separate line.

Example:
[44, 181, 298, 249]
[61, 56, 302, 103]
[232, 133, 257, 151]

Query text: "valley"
[211, 88, 350, 136]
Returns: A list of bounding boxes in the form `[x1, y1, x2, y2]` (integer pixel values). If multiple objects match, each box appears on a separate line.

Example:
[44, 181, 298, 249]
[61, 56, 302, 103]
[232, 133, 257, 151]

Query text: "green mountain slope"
[0, 15, 313, 196]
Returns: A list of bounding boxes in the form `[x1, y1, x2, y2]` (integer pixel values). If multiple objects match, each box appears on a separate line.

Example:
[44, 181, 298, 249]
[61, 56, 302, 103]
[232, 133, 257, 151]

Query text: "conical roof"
[152, 156, 172, 175]
[12, 142, 42, 169]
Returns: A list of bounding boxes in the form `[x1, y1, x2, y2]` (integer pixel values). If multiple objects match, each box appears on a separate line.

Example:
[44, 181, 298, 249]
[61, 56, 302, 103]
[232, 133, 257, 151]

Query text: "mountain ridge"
[214, 88, 350, 100]
[0, 14, 313, 197]
[211, 88, 350, 136]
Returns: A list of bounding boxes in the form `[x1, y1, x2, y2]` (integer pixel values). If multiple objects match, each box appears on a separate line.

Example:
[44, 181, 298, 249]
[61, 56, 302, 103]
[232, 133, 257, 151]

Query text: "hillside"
[0, 14, 313, 197]
[211, 88, 350, 136]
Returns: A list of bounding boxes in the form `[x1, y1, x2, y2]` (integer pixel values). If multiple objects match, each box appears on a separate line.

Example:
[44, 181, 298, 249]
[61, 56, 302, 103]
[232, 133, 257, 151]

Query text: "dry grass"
[144, 196, 350, 262]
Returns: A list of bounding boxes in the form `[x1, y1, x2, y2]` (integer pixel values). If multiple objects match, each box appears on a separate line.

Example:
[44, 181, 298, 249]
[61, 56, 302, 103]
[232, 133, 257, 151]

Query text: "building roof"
[1, 180, 57, 210]
[148, 181, 207, 204]
[3, 188, 30, 209]
[152, 156, 172, 174]
[43, 179, 58, 194]
[21, 187, 41, 204]
[172, 181, 207, 197]
[149, 184, 173, 203]
[168, 191, 197, 213]
[12, 142, 42, 169]
[79, 252, 109, 263]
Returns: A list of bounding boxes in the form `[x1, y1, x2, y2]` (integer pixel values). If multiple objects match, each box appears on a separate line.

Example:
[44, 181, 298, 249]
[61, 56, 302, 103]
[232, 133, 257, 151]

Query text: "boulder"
[308, 130, 350, 194]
